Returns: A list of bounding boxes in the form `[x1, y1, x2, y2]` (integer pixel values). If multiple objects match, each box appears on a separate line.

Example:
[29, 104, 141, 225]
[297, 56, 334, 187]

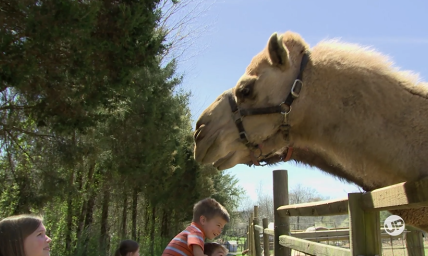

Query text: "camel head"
[194, 31, 310, 170]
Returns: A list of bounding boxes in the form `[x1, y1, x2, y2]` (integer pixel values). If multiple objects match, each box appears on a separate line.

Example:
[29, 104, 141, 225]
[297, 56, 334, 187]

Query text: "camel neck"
[289, 47, 428, 189]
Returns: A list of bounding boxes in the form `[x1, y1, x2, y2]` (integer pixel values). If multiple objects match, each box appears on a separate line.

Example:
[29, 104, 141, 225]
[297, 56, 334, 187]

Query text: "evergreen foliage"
[0, 1, 243, 255]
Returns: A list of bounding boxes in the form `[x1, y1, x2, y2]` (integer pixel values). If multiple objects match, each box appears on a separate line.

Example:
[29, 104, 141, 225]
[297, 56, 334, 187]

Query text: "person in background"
[204, 242, 228, 256]
[0, 214, 52, 256]
[114, 239, 140, 256]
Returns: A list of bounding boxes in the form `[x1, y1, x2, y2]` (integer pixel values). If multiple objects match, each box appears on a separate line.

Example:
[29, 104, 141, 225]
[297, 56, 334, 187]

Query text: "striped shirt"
[162, 222, 205, 256]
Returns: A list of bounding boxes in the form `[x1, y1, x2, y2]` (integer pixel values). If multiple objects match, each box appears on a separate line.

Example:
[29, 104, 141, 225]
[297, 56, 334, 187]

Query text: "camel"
[193, 31, 428, 231]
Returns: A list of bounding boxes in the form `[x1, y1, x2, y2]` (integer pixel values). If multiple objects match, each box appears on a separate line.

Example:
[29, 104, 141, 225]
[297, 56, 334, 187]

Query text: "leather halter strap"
[227, 53, 310, 153]
[283, 146, 294, 162]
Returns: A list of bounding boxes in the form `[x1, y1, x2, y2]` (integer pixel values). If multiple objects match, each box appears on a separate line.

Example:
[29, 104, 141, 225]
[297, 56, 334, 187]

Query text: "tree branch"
[5, 130, 36, 163]
[0, 105, 35, 111]
[1, 122, 55, 138]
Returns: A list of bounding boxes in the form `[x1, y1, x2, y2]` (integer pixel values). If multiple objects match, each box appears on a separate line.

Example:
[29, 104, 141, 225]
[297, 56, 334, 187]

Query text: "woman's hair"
[204, 242, 228, 256]
[0, 214, 43, 256]
[114, 239, 139, 256]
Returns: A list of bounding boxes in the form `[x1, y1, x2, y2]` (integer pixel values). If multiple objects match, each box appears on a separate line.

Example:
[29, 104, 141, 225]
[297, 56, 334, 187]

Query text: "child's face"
[200, 215, 227, 240]
[210, 248, 227, 256]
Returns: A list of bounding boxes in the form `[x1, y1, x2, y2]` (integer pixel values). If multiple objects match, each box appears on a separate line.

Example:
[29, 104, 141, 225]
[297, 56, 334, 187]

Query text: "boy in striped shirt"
[162, 198, 230, 256]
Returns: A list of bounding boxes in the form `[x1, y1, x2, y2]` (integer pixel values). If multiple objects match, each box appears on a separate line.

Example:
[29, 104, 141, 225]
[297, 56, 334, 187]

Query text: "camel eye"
[242, 87, 251, 97]
[237, 80, 255, 101]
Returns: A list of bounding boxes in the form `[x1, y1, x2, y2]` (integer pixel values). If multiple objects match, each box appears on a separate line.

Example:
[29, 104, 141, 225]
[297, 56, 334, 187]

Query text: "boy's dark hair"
[114, 239, 139, 256]
[204, 242, 228, 256]
[192, 198, 230, 223]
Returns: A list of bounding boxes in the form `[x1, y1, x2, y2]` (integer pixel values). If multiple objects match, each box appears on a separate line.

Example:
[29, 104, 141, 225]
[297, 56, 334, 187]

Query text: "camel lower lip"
[213, 152, 235, 168]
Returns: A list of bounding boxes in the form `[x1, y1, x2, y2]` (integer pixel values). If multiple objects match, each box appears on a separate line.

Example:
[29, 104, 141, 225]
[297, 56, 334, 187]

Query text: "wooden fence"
[245, 169, 428, 256]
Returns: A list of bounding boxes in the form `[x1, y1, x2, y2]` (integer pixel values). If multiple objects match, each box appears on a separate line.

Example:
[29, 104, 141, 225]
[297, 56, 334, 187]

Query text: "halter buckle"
[239, 131, 248, 141]
[291, 79, 303, 98]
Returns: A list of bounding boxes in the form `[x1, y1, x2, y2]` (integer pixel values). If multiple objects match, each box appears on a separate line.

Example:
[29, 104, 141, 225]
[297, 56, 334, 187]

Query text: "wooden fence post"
[273, 170, 291, 256]
[406, 225, 425, 256]
[253, 206, 262, 256]
[245, 225, 249, 253]
[249, 215, 253, 256]
[252, 211, 256, 256]
[263, 218, 270, 256]
[348, 193, 382, 256]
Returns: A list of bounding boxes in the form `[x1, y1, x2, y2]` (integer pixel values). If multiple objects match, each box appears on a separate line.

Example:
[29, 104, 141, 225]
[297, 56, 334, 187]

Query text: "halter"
[227, 53, 310, 166]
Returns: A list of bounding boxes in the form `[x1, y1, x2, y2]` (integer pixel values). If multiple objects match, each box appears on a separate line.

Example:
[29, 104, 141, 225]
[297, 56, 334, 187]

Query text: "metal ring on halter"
[280, 103, 291, 126]
[280, 102, 291, 115]
[255, 146, 262, 158]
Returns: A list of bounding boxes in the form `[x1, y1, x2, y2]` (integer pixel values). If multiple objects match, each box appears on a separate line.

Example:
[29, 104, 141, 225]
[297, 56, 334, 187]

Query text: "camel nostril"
[193, 124, 205, 142]
[195, 119, 204, 131]
[193, 129, 200, 141]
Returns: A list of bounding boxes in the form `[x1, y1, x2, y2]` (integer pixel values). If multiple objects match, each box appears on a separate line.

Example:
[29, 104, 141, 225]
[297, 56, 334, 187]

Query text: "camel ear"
[268, 32, 289, 69]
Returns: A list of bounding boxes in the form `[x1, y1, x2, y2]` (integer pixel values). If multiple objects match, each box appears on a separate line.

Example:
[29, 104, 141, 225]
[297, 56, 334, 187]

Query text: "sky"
[171, 1, 428, 204]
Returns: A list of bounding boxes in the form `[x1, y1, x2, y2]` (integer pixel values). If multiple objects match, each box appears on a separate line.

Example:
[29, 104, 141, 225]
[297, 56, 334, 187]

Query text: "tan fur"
[193, 31, 428, 231]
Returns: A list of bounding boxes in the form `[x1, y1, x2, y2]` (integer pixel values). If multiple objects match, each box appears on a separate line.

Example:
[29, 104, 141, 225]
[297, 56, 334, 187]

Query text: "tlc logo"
[384, 215, 405, 236]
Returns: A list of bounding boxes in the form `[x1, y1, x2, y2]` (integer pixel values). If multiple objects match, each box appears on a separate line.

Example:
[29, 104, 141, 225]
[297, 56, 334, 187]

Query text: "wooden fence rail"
[244, 169, 428, 256]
